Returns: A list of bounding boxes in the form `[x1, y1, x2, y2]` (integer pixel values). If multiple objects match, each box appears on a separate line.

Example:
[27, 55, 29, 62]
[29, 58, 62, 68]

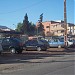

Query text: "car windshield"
[68, 40, 73, 42]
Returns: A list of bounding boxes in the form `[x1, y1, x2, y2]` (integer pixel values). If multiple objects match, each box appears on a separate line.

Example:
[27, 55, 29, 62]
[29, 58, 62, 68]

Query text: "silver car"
[48, 39, 64, 48]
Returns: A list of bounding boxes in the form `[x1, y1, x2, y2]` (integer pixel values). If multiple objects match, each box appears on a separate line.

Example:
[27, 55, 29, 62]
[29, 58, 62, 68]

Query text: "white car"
[67, 40, 73, 47]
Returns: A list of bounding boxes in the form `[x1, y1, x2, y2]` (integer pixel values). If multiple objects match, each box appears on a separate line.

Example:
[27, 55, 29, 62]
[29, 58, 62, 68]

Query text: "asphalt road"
[0, 48, 75, 75]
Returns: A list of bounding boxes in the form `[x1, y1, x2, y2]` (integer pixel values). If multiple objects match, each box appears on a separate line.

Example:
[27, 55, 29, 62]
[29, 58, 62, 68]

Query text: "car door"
[25, 40, 33, 50]
[52, 39, 58, 47]
[58, 39, 64, 47]
[25, 40, 38, 50]
[2, 38, 11, 51]
[30, 40, 38, 50]
[49, 39, 58, 47]
[48, 40, 53, 47]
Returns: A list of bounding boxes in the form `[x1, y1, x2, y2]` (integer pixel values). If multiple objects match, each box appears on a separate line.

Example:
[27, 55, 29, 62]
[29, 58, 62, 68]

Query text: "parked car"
[0, 37, 23, 54]
[39, 39, 50, 48]
[0, 42, 3, 54]
[23, 39, 49, 51]
[48, 39, 64, 48]
[73, 40, 75, 44]
[67, 39, 73, 47]
[68, 40, 75, 48]
[48, 38, 73, 48]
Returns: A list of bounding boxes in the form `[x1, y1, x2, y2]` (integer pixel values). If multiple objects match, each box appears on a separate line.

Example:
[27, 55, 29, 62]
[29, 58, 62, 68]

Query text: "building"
[67, 23, 75, 35]
[0, 25, 22, 38]
[36, 20, 75, 36]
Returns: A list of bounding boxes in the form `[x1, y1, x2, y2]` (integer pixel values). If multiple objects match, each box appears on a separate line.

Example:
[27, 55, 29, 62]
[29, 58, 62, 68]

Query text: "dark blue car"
[23, 39, 49, 51]
[0, 38, 23, 54]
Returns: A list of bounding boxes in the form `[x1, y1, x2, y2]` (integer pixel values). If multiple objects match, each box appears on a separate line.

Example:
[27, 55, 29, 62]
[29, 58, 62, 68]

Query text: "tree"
[38, 22, 44, 36]
[16, 22, 23, 32]
[37, 13, 45, 37]
[39, 13, 43, 22]
[22, 13, 29, 34]
[28, 22, 36, 36]
[16, 14, 36, 36]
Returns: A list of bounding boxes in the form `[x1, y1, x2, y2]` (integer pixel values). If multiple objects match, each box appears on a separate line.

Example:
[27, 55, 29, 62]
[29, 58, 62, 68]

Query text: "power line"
[0, 0, 46, 15]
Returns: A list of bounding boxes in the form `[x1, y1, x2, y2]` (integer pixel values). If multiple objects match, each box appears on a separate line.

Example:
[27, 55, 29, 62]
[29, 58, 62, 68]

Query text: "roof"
[0, 25, 9, 29]
[0, 31, 23, 34]
[0, 25, 12, 31]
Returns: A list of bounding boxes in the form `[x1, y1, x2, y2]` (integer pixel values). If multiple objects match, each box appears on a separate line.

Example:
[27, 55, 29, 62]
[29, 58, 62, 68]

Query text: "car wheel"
[10, 48, 16, 54]
[37, 47, 42, 51]
[58, 45, 61, 48]
[0, 52, 1, 55]
[43, 47, 47, 51]
[17, 50, 22, 54]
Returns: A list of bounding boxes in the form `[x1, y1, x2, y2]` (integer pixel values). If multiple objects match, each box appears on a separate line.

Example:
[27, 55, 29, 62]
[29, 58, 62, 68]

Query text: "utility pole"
[64, 0, 67, 46]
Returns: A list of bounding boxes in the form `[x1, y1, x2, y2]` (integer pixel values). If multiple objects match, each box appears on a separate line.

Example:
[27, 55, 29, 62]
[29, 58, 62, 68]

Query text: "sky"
[0, 0, 74, 29]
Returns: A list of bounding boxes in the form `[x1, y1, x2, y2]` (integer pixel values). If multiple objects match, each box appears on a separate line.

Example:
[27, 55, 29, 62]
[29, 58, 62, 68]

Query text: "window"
[46, 26, 50, 28]
[61, 30, 64, 33]
[2, 39, 10, 44]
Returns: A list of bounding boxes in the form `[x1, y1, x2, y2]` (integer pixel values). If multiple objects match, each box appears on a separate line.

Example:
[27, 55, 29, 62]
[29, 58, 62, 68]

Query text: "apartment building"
[36, 20, 75, 36]
[67, 23, 75, 35]
[42, 20, 64, 36]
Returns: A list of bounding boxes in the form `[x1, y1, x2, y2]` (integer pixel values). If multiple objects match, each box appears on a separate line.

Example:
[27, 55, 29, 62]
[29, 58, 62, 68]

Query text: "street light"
[13, 24, 16, 30]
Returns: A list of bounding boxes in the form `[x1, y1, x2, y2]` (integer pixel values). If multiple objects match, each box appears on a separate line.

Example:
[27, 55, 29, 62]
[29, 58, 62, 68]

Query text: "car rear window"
[38, 40, 44, 44]
[40, 40, 48, 44]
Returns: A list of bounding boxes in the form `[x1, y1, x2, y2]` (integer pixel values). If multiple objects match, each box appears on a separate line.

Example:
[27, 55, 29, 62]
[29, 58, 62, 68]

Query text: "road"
[0, 48, 75, 75]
